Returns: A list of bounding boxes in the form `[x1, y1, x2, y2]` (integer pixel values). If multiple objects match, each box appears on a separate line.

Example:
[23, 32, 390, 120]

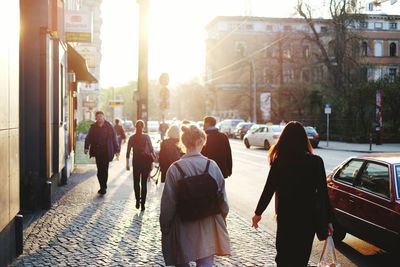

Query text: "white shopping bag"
[317, 236, 341, 267]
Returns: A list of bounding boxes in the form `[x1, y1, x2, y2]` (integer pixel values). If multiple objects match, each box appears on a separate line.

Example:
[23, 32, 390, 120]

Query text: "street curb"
[318, 147, 389, 154]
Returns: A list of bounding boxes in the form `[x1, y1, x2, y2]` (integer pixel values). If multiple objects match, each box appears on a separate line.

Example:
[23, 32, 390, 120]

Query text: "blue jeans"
[176, 255, 214, 267]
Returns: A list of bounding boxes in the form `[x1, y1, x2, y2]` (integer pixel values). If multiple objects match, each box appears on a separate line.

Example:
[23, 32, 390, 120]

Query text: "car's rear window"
[305, 127, 317, 134]
[396, 165, 400, 199]
[271, 125, 284, 132]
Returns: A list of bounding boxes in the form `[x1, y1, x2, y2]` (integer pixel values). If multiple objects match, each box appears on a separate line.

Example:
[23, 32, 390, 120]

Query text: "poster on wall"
[260, 92, 271, 121]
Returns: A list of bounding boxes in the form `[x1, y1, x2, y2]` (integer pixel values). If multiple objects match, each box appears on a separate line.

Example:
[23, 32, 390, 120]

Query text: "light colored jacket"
[159, 152, 231, 266]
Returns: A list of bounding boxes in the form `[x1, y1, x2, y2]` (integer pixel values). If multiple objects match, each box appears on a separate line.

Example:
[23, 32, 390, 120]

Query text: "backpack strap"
[204, 160, 211, 173]
[174, 162, 186, 178]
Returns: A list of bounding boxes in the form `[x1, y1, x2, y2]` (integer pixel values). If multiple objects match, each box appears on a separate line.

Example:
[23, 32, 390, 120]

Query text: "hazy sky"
[101, 0, 396, 88]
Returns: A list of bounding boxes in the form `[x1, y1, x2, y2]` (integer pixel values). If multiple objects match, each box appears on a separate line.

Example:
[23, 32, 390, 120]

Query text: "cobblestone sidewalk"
[11, 162, 279, 267]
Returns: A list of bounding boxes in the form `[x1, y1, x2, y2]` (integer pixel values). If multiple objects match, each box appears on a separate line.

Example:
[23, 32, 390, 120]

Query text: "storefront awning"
[67, 44, 97, 83]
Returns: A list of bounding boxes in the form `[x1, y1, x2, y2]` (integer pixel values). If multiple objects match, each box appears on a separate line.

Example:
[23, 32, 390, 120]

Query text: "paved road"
[11, 137, 397, 266]
[227, 138, 397, 267]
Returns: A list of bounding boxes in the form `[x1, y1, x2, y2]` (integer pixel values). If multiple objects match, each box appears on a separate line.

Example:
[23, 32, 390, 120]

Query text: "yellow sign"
[109, 100, 124, 106]
[66, 32, 92, 43]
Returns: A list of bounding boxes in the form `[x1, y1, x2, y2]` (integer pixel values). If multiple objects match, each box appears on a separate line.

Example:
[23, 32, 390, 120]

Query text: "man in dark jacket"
[84, 111, 120, 194]
[201, 116, 232, 178]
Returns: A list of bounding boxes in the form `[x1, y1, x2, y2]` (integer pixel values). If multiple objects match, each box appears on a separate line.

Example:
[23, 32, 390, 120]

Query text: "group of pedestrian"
[84, 112, 334, 267]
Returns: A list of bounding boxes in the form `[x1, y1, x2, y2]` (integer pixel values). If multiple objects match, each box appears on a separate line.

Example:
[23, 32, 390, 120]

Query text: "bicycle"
[149, 151, 160, 184]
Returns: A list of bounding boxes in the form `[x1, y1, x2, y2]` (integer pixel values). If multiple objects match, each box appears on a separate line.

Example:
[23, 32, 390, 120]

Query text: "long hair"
[268, 121, 313, 165]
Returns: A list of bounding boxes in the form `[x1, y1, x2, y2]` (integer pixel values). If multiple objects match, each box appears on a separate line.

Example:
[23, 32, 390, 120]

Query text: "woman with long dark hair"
[252, 121, 333, 266]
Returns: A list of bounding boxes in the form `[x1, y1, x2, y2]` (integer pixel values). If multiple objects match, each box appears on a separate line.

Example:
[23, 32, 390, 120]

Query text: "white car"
[147, 120, 159, 133]
[243, 124, 284, 150]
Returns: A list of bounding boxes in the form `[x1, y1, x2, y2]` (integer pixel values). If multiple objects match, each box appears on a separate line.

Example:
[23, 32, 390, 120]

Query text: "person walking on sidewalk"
[252, 121, 334, 267]
[159, 125, 183, 183]
[201, 116, 232, 178]
[84, 111, 120, 195]
[114, 118, 126, 159]
[160, 124, 231, 267]
[126, 120, 155, 211]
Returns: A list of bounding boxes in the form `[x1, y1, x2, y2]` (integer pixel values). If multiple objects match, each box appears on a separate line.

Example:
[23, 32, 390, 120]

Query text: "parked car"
[147, 120, 159, 133]
[304, 126, 320, 148]
[219, 119, 244, 137]
[243, 124, 284, 150]
[327, 153, 400, 251]
[233, 122, 254, 139]
[122, 120, 134, 133]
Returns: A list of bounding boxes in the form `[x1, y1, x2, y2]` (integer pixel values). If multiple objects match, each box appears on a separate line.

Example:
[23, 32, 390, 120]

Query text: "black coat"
[126, 133, 154, 171]
[84, 121, 119, 162]
[201, 128, 232, 178]
[255, 154, 333, 266]
[158, 138, 182, 183]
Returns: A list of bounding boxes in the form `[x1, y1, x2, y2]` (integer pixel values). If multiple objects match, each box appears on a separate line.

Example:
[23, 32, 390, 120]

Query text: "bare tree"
[296, 0, 365, 96]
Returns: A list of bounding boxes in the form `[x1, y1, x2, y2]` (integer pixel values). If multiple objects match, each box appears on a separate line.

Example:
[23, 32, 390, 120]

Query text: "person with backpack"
[201, 116, 232, 178]
[160, 124, 231, 267]
[126, 120, 155, 211]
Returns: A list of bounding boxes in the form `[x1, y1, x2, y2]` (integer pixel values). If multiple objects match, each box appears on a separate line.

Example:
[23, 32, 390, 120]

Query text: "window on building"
[283, 47, 291, 59]
[263, 68, 274, 84]
[283, 25, 292, 31]
[303, 45, 310, 59]
[302, 69, 310, 82]
[374, 22, 383, 29]
[283, 68, 293, 83]
[235, 42, 246, 57]
[374, 41, 383, 57]
[389, 68, 397, 82]
[368, 3, 374, 11]
[389, 22, 397, 30]
[246, 24, 254, 31]
[361, 67, 368, 82]
[390, 42, 397, 57]
[320, 26, 327, 34]
[362, 41, 368, 56]
[266, 25, 273, 31]
[328, 41, 335, 57]
[360, 22, 368, 29]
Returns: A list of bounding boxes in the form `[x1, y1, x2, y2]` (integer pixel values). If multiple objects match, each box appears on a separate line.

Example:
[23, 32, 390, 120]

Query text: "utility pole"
[137, 0, 149, 122]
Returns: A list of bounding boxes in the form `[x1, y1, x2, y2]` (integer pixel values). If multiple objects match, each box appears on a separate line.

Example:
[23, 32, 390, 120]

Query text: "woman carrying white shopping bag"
[252, 121, 335, 266]
[318, 235, 341, 267]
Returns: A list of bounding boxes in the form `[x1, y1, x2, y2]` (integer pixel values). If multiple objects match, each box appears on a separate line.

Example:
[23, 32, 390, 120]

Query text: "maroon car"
[327, 153, 400, 251]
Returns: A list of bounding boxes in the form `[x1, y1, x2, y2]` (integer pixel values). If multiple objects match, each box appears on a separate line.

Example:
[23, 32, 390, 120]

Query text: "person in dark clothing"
[252, 121, 334, 267]
[201, 116, 232, 178]
[159, 121, 169, 141]
[126, 120, 154, 211]
[84, 111, 120, 195]
[158, 125, 183, 183]
[114, 118, 127, 158]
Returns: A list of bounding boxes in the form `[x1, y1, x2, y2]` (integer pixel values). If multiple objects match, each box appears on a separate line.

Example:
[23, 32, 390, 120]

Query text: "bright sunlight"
[100, 0, 322, 88]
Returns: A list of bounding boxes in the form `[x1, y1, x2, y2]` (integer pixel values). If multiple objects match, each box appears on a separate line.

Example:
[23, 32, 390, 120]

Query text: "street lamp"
[250, 58, 257, 123]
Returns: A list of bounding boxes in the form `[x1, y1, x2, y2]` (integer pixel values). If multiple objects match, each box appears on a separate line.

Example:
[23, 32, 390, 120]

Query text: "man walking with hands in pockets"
[84, 111, 120, 195]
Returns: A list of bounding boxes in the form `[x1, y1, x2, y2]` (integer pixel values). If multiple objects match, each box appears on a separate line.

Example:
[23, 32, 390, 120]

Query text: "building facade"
[205, 16, 330, 123]
[205, 14, 400, 123]
[67, 0, 103, 123]
[0, 2, 20, 266]
[358, 14, 400, 82]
